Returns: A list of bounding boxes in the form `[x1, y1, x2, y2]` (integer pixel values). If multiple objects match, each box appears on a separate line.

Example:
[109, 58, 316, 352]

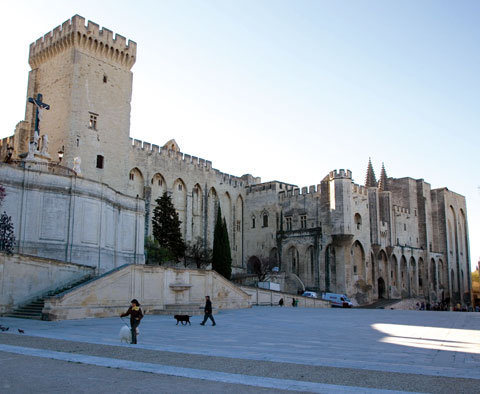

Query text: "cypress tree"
[152, 191, 185, 262]
[212, 204, 232, 279]
[222, 216, 232, 279]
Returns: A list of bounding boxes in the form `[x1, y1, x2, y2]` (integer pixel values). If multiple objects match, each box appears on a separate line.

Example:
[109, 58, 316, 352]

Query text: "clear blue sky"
[1, 1, 478, 270]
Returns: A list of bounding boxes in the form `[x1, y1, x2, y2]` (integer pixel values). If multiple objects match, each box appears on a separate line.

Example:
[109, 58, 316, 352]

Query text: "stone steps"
[3, 276, 94, 320]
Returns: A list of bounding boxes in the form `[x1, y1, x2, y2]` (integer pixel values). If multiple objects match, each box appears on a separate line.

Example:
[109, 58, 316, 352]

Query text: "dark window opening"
[286, 217, 292, 231]
[96, 155, 104, 169]
[300, 215, 307, 229]
[262, 213, 268, 227]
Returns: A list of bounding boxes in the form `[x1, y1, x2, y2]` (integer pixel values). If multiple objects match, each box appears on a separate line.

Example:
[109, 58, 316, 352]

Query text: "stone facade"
[0, 163, 144, 273]
[1, 15, 471, 306]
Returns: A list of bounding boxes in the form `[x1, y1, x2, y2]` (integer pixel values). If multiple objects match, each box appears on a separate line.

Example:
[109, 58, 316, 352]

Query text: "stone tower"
[24, 15, 136, 191]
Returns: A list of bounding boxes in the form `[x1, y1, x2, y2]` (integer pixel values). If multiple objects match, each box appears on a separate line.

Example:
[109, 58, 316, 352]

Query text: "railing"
[3, 160, 77, 177]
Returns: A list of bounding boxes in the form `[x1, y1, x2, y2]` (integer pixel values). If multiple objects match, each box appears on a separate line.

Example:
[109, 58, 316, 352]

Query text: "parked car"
[302, 291, 318, 298]
[322, 293, 353, 308]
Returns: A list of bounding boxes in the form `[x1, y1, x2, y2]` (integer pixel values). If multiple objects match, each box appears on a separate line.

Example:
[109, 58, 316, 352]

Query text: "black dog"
[174, 315, 191, 325]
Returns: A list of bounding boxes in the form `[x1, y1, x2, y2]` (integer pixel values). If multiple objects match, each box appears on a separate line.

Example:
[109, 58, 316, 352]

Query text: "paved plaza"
[0, 307, 479, 393]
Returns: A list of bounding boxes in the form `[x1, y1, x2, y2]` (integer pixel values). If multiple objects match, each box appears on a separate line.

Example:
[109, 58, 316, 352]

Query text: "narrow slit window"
[96, 155, 104, 169]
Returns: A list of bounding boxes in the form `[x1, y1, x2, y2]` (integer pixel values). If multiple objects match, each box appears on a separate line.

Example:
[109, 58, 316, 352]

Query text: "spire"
[364, 157, 377, 187]
[378, 162, 388, 191]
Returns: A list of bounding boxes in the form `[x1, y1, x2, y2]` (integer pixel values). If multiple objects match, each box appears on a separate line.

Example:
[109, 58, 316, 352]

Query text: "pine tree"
[212, 204, 232, 279]
[151, 192, 185, 262]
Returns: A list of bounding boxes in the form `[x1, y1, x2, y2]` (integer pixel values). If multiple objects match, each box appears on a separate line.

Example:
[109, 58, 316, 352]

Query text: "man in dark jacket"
[200, 295, 216, 326]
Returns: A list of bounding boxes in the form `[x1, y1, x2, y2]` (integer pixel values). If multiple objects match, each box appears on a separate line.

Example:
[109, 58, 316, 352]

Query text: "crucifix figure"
[28, 93, 50, 152]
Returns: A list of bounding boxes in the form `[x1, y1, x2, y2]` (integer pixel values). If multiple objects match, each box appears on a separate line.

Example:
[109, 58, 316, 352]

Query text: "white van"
[302, 291, 318, 299]
[322, 293, 353, 308]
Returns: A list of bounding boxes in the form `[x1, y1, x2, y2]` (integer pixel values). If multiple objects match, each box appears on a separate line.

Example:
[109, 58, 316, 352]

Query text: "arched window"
[262, 211, 268, 227]
[354, 213, 362, 230]
[251, 215, 256, 229]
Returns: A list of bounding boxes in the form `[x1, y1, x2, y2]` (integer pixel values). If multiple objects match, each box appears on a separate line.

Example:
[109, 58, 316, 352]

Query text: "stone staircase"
[3, 275, 94, 320]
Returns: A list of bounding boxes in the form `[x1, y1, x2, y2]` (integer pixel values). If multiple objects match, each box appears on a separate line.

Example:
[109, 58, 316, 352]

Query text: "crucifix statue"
[27, 94, 50, 157]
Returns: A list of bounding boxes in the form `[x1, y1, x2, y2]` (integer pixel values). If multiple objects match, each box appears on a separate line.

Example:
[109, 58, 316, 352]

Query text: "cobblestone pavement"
[0, 307, 479, 393]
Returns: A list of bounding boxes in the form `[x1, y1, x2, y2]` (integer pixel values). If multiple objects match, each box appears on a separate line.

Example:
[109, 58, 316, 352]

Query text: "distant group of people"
[278, 298, 298, 307]
[416, 301, 478, 312]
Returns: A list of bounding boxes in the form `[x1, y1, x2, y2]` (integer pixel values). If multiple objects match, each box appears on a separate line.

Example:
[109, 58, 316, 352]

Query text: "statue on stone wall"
[40, 134, 50, 157]
[73, 157, 82, 175]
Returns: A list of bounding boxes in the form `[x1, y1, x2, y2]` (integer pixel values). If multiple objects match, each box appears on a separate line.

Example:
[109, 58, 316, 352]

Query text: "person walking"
[120, 299, 143, 344]
[200, 295, 216, 326]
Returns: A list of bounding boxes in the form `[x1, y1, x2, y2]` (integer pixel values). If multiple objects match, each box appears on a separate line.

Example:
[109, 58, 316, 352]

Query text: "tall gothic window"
[262, 212, 268, 227]
[286, 217, 292, 231]
[300, 215, 307, 229]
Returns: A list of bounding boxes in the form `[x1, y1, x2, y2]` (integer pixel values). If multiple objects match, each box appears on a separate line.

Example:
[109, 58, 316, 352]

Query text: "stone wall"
[42, 265, 251, 320]
[0, 163, 144, 272]
[240, 286, 330, 308]
[0, 253, 94, 313]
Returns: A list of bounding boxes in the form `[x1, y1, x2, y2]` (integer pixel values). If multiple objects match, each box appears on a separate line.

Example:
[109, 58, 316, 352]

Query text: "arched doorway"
[378, 277, 386, 299]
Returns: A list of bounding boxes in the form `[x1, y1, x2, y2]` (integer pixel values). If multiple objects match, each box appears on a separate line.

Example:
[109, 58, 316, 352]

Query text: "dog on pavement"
[174, 315, 191, 325]
[119, 325, 139, 343]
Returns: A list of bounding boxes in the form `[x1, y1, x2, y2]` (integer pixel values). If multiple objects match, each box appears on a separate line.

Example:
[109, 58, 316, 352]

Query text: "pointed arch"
[128, 167, 144, 198]
[391, 254, 398, 289]
[430, 258, 437, 291]
[234, 195, 244, 267]
[352, 241, 365, 279]
[307, 245, 315, 287]
[151, 173, 166, 200]
[287, 245, 300, 275]
[400, 256, 408, 292]
[418, 257, 425, 294]
[221, 191, 232, 244]
[409, 257, 417, 296]
[207, 187, 218, 248]
[377, 250, 388, 298]
[172, 178, 187, 238]
[192, 183, 203, 240]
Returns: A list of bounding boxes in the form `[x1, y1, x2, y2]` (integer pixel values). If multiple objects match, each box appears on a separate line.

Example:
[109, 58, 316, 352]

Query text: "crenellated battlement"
[352, 183, 368, 196]
[277, 183, 321, 201]
[329, 169, 352, 180]
[29, 15, 136, 69]
[247, 181, 291, 195]
[0, 135, 15, 160]
[393, 205, 410, 215]
[130, 138, 249, 188]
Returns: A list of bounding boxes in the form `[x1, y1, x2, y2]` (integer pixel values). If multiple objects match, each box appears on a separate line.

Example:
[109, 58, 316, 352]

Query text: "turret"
[364, 157, 377, 188]
[328, 169, 353, 234]
[378, 162, 388, 191]
[29, 15, 136, 70]
[19, 15, 136, 193]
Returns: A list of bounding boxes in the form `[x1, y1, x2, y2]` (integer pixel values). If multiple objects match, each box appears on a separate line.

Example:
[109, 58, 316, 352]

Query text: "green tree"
[151, 192, 185, 262]
[185, 236, 212, 269]
[0, 183, 15, 254]
[212, 204, 232, 279]
[144, 236, 174, 265]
